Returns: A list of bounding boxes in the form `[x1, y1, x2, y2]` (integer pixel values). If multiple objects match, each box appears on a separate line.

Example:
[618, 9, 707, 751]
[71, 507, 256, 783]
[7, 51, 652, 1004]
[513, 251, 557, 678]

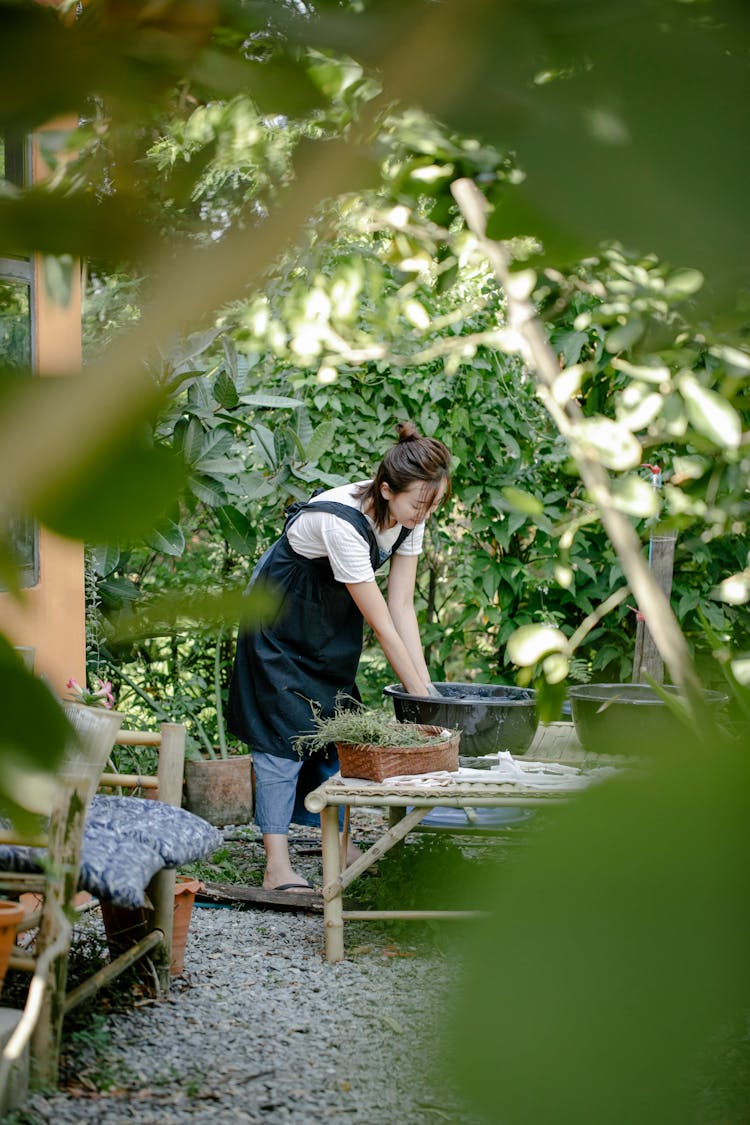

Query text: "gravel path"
[17, 822, 481, 1125]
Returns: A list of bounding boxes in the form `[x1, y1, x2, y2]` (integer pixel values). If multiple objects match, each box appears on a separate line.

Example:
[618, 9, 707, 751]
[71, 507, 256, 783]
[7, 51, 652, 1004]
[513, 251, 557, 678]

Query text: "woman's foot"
[262, 864, 316, 892]
[269, 879, 317, 894]
[262, 833, 316, 892]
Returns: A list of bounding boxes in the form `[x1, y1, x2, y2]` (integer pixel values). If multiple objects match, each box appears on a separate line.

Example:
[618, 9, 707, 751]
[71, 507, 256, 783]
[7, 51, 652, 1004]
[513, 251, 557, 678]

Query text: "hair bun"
[395, 420, 420, 442]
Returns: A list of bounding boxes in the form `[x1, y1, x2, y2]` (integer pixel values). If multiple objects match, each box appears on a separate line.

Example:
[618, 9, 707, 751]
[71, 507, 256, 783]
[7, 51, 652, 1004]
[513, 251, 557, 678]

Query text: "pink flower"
[66, 676, 115, 709]
[94, 679, 115, 709]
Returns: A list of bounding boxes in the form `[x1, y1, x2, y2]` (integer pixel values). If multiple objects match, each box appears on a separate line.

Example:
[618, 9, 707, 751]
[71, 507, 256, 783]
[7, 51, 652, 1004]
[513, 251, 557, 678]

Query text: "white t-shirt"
[286, 481, 424, 584]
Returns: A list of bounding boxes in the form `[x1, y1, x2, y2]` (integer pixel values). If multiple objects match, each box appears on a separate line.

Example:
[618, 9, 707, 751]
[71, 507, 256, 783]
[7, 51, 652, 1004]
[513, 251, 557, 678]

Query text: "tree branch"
[450, 176, 708, 722]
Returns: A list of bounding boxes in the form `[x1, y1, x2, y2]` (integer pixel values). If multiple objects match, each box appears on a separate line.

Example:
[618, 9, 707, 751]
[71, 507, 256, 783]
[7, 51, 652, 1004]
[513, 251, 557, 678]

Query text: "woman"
[228, 421, 451, 891]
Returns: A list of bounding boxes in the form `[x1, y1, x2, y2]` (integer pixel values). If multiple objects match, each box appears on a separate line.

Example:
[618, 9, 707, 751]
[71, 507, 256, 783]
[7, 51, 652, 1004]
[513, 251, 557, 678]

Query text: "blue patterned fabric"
[0, 796, 223, 908]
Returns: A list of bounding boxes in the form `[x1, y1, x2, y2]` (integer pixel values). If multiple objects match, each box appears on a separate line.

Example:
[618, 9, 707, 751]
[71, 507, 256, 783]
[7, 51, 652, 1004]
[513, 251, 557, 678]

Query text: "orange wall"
[0, 125, 86, 694]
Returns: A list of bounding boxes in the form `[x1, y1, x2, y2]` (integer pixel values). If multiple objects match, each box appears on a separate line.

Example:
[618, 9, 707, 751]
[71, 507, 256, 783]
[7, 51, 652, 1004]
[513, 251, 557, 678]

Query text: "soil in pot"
[383, 682, 539, 756]
[183, 754, 253, 827]
[568, 683, 729, 756]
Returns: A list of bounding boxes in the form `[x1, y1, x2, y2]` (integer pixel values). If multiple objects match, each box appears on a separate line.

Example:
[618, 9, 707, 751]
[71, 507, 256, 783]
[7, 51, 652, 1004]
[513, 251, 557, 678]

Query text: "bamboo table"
[305, 722, 609, 962]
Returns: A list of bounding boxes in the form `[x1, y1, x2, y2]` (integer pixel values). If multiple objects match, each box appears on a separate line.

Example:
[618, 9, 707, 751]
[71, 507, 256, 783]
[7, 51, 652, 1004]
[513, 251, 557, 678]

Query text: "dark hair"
[355, 421, 452, 530]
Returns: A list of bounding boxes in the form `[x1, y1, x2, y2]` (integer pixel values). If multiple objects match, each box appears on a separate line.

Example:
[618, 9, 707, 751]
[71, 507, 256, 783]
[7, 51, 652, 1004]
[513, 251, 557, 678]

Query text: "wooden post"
[146, 723, 185, 990]
[633, 532, 677, 684]
[321, 805, 345, 963]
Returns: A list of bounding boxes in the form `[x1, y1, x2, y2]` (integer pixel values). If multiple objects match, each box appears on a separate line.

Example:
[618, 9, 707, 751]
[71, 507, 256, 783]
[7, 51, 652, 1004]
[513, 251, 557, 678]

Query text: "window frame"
[1, 132, 38, 589]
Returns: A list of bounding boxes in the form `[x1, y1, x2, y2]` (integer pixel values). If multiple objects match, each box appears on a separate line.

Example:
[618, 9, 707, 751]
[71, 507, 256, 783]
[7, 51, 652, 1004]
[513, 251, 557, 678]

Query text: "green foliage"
[351, 833, 481, 915]
[181, 843, 263, 888]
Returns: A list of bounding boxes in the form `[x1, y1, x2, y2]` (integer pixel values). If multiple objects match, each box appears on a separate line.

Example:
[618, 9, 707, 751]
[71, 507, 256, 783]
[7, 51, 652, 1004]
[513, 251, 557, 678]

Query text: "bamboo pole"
[321, 805, 345, 963]
[341, 910, 487, 921]
[0, 898, 71, 1104]
[114, 731, 162, 747]
[309, 791, 567, 811]
[98, 773, 158, 790]
[147, 723, 185, 990]
[323, 806, 430, 903]
[63, 930, 164, 1013]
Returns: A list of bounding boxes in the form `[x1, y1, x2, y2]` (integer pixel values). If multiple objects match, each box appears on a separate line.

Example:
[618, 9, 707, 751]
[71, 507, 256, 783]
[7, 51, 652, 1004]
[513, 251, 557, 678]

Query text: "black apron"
[228, 497, 411, 761]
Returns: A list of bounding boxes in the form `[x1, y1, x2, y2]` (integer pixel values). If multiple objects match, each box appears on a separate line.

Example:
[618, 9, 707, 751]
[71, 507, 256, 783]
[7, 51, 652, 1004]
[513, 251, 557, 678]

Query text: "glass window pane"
[0, 132, 25, 186]
[0, 274, 36, 589]
[0, 278, 31, 370]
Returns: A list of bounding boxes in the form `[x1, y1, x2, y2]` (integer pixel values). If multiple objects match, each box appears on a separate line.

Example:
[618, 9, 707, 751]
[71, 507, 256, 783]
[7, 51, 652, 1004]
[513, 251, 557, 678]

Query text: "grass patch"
[180, 840, 264, 886]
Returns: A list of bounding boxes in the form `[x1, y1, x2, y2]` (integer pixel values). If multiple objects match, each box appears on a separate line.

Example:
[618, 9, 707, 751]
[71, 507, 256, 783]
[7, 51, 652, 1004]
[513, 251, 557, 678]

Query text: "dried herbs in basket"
[293, 701, 460, 782]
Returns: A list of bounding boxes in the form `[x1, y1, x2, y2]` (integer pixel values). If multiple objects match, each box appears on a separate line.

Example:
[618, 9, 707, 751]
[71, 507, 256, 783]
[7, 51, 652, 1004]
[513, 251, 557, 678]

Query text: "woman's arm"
[385, 552, 432, 685]
[346, 575, 431, 696]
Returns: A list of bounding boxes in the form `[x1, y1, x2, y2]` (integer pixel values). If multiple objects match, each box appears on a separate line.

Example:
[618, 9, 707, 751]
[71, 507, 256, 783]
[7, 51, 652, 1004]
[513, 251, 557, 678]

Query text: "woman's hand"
[345, 579, 431, 696]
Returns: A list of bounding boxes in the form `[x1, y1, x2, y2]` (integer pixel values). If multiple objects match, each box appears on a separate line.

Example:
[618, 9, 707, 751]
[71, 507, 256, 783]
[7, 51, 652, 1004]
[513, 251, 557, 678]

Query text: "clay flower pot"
[100, 875, 204, 977]
[170, 875, 203, 976]
[0, 900, 25, 995]
[183, 754, 253, 827]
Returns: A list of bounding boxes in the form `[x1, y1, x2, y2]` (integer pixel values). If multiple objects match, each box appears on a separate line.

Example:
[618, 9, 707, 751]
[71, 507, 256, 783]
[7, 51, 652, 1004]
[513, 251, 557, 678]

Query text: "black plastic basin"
[568, 682, 729, 756]
[383, 682, 539, 756]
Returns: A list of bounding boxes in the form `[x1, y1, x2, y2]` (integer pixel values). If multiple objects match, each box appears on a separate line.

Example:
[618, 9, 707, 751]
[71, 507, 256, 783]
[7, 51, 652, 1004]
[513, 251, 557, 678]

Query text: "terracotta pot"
[100, 875, 204, 976]
[183, 754, 253, 827]
[0, 900, 25, 994]
[170, 876, 202, 976]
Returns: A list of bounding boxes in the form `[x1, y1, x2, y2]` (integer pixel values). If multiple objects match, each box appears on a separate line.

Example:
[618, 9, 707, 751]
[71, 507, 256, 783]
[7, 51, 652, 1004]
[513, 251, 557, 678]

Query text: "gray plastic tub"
[383, 682, 539, 757]
[568, 682, 728, 756]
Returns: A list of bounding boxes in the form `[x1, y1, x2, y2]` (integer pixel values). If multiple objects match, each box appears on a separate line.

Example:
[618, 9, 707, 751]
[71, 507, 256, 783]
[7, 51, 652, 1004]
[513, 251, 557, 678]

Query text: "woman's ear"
[381, 482, 394, 500]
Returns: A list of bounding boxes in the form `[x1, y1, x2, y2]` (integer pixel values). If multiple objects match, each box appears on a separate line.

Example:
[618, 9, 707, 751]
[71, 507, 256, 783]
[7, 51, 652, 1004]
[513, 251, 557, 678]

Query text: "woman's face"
[381, 478, 448, 528]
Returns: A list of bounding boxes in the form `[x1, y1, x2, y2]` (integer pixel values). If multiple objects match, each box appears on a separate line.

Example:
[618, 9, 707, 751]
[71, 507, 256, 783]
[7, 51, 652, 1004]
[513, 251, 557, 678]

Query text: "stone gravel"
[18, 823, 482, 1125]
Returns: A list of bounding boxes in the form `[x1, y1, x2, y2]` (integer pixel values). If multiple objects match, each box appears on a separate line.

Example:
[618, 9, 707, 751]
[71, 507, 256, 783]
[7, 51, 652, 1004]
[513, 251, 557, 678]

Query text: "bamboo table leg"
[320, 804, 344, 962]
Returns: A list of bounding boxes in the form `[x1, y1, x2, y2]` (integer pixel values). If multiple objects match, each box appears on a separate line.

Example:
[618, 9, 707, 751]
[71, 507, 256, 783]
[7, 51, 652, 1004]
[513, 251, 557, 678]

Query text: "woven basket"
[336, 725, 460, 782]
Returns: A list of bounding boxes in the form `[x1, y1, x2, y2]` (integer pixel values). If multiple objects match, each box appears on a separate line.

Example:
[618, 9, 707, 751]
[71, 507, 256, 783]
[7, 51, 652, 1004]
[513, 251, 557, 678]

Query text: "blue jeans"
[252, 750, 343, 834]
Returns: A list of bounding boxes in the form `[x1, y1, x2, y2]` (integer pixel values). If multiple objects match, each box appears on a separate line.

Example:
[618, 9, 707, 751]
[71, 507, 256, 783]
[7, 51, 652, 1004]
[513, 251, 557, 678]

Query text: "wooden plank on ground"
[197, 881, 323, 914]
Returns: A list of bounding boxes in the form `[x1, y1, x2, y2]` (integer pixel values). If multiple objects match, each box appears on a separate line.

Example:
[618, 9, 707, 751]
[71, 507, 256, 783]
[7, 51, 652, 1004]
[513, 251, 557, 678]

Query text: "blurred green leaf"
[437, 0, 750, 300]
[576, 416, 642, 471]
[678, 372, 742, 450]
[112, 582, 280, 643]
[507, 624, 569, 666]
[0, 190, 156, 261]
[501, 485, 545, 517]
[449, 736, 750, 1125]
[34, 437, 187, 542]
[42, 255, 75, 308]
[604, 318, 646, 354]
[610, 476, 660, 518]
[0, 636, 71, 831]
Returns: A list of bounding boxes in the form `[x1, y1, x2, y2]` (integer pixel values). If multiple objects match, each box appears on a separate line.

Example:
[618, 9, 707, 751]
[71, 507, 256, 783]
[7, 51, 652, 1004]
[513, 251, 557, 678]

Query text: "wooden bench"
[0, 704, 186, 1100]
